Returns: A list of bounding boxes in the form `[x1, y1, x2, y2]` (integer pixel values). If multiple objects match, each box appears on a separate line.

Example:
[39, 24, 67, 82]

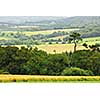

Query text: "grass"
[83, 37, 100, 45]
[0, 37, 11, 40]
[0, 75, 100, 82]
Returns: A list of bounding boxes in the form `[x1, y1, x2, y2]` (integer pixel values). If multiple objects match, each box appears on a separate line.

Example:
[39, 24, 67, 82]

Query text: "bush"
[61, 67, 94, 76]
[0, 70, 9, 74]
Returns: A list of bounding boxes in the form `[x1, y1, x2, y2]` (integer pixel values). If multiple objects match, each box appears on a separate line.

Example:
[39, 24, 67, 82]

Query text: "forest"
[0, 45, 100, 76]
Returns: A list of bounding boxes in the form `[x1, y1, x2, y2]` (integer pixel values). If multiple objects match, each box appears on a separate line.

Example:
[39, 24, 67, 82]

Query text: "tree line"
[0, 45, 100, 76]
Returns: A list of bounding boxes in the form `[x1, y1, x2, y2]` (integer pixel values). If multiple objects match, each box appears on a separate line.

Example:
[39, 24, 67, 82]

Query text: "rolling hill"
[0, 16, 100, 30]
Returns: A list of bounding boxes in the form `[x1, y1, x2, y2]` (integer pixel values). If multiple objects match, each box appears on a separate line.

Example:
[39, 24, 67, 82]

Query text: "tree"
[83, 43, 100, 51]
[69, 32, 82, 52]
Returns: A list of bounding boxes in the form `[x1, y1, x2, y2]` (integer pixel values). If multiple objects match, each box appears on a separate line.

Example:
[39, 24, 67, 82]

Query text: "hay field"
[35, 44, 86, 53]
[0, 75, 100, 82]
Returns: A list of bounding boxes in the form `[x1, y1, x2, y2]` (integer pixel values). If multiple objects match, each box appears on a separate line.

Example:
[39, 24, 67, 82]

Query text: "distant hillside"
[0, 16, 100, 32]
[63, 16, 100, 27]
[0, 16, 100, 46]
[0, 16, 65, 24]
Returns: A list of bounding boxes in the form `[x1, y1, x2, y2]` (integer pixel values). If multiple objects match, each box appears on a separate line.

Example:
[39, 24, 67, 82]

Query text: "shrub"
[0, 70, 9, 74]
[61, 67, 94, 76]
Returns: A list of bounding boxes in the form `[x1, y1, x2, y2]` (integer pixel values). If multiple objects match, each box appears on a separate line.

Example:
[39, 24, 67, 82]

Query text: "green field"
[83, 37, 100, 44]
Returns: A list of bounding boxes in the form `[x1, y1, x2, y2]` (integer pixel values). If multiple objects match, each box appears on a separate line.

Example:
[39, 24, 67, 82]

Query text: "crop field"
[35, 44, 86, 53]
[1, 28, 79, 36]
[1, 28, 100, 53]
[33, 37, 100, 53]
[3, 36, 100, 54]
[22, 28, 79, 36]
[6, 43, 88, 54]
[0, 75, 100, 82]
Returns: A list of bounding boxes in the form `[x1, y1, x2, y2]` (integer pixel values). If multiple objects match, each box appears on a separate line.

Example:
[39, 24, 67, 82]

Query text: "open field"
[35, 44, 86, 53]
[0, 37, 11, 40]
[0, 75, 100, 82]
[6, 43, 87, 54]
[34, 37, 100, 53]
[83, 37, 100, 44]
[1, 28, 100, 53]
[23, 28, 79, 36]
[1, 28, 79, 36]
[3, 36, 100, 53]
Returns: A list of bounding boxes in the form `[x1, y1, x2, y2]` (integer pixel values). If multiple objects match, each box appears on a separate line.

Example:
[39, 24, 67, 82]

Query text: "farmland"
[35, 37, 100, 53]
[0, 28, 79, 36]
[22, 28, 79, 36]
[0, 28, 79, 46]
[34, 44, 86, 53]
[1, 28, 100, 53]
[1, 36, 100, 53]
[0, 16, 100, 82]
[0, 75, 100, 82]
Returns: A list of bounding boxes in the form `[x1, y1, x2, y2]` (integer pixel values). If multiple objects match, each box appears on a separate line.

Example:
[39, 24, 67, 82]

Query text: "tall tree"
[69, 32, 82, 52]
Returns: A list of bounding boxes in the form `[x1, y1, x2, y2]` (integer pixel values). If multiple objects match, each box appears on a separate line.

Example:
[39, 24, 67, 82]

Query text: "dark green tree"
[69, 32, 82, 52]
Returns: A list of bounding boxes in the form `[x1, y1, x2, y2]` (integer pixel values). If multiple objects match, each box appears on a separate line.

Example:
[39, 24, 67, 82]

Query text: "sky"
[0, 0, 100, 16]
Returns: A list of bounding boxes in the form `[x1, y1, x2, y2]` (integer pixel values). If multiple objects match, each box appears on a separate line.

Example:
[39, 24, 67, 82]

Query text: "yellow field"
[35, 44, 87, 53]
[20, 28, 79, 36]
[7, 44, 86, 53]
[0, 37, 11, 40]
[0, 75, 100, 82]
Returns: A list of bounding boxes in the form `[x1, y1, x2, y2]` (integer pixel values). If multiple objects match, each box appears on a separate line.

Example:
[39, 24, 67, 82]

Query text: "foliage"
[0, 46, 100, 75]
[70, 50, 100, 75]
[69, 32, 82, 52]
[61, 67, 93, 76]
